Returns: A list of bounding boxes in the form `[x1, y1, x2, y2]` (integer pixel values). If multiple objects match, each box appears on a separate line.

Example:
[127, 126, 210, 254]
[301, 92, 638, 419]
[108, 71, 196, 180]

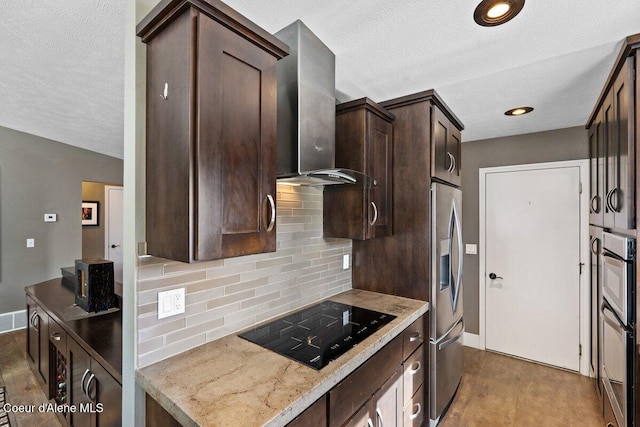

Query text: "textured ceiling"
[1, 1, 639, 159]
[0, 0, 124, 158]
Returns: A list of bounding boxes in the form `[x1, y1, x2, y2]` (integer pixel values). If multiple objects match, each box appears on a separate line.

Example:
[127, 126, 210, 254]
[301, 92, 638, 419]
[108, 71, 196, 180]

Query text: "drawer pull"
[51, 332, 62, 341]
[409, 361, 421, 375]
[367, 419, 374, 427]
[410, 403, 422, 420]
[409, 332, 421, 342]
[85, 374, 96, 400]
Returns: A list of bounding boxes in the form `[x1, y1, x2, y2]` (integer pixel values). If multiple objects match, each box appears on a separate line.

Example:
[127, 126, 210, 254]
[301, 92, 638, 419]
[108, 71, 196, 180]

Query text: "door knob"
[111, 244, 120, 248]
[489, 273, 503, 280]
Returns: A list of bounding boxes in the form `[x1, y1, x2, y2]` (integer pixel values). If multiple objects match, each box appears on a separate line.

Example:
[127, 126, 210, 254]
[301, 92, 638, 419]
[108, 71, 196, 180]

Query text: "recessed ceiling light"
[504, 107, 534, 116]
[474, 0, 525, 27]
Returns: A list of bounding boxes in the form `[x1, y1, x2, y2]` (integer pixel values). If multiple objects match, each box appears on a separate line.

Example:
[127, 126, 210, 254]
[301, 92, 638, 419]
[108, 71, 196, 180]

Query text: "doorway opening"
[479, 160, 589, 375]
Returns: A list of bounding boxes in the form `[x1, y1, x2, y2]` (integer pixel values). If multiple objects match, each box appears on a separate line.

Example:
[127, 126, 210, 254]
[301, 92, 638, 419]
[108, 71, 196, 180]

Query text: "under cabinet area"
[324, 98, 394, 240]
[137, 0, 289, 263]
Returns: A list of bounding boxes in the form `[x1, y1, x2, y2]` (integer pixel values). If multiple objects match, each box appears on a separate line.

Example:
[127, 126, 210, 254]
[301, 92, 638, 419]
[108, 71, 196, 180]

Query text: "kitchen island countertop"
[136, 289, 428, 427]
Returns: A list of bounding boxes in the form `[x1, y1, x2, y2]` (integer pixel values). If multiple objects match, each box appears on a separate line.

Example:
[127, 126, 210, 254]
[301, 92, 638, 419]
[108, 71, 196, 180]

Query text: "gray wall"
[0, 126, 123, 313]
[461, 126, 589, 334]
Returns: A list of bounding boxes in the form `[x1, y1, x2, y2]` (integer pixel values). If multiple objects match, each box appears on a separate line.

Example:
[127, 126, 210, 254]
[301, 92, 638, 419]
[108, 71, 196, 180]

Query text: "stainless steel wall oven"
[600, 231, 635, 427]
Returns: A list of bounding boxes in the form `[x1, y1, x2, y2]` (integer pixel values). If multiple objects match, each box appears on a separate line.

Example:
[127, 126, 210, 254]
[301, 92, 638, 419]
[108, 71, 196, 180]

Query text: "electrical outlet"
[26, 238, 35, 248]
[465, 244, 477, 255]
[157, 288, 186, 319]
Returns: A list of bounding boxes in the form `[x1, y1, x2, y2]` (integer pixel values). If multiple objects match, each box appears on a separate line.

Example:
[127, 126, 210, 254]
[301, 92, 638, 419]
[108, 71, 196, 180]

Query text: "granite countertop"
[136, 289, 428, 427]
[25, 278, 122, 383]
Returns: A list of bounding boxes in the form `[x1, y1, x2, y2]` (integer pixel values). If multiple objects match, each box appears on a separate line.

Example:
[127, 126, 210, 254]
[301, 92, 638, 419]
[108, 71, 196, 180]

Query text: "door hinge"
[579, 262, 585, 275]
[579, 182, 583, 194]
[579, 344, 582, 356]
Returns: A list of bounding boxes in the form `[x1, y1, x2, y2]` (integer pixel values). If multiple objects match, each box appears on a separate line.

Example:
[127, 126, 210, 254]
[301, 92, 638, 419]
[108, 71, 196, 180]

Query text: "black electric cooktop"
[238, 301, 396, 370]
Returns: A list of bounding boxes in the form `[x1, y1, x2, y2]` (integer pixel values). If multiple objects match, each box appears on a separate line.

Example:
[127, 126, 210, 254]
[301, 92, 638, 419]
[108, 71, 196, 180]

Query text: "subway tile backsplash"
[136, 185, 352, 367]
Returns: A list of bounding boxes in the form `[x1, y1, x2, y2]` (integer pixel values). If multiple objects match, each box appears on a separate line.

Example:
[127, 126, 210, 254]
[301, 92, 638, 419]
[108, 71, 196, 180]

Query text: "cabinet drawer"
[48, 318, 66, 352]
[402, 316, 425, 360]
[403, 345, 424, 403]
[329, 334, 402, 427]
[403, 384, 425, 427]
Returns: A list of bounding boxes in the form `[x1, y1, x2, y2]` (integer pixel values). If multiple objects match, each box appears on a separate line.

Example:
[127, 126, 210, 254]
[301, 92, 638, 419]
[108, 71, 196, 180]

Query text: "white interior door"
[484, 165, 581, 371]
[105, 185, 124, 284]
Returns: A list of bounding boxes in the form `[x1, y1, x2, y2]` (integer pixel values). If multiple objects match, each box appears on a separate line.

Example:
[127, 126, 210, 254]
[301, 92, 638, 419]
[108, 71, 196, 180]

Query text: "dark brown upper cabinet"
[323, 98, 394, 240]
[432, 105, 462, 187]
[588, 109, 604, 226]
[587, 35, 638, 230]
[137, 0, 288, 262]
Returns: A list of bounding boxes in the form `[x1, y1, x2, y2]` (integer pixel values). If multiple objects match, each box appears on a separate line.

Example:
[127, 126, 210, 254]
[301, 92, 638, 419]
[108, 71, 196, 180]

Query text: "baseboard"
[0, 310, 27, 334]
[463, 332, 483, 349]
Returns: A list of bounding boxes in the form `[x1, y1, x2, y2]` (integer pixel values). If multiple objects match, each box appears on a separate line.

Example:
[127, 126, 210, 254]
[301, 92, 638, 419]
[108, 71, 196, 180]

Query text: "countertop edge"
[135, 290, 428, 427]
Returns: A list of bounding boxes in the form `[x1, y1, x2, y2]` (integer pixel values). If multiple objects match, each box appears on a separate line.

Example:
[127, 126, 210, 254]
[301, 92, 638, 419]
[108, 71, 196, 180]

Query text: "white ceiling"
[1, 1, 640, 159]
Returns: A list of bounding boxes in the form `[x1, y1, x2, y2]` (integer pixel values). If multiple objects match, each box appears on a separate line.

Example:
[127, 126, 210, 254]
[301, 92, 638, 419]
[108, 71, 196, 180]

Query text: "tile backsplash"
[137, 184, 352, 367]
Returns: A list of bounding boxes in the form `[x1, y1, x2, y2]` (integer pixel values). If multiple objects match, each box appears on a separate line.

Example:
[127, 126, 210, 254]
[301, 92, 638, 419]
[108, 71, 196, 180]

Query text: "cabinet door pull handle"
[591, 237, 599, 255]
[85, 374, 96, 401]
[409, 332, 421, 342]
[376, 408, 383, 427]
[81, 368, 91, 395]
[33, 313, 40, 330]
[266, 194, 276, 232]
[605, 188, 614, 212]
[409, 361, 421, 375]
[160, 82, 168, 100]
[29, 311, 37, 328]
[369, 201, 378, 226]
[410, 403, 422, 420]
[591, 195, 601, 213]
[50, 332, 62, 341]
[447, 152, 455, 173]
[610, 187, 620, 212]
[366, 419, 374, 427]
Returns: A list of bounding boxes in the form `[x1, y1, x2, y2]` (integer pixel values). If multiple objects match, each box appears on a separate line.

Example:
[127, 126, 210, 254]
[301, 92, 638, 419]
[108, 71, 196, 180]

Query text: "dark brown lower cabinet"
[287, 395, 327, 427]
[67, 338, 121, 427]
[26, 296, 49, 390]
[344, 369, 403, 427]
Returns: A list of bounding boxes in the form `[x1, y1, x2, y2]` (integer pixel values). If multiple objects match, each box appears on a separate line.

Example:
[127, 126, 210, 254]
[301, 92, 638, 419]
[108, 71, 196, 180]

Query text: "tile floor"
[439, 347, 605, 427]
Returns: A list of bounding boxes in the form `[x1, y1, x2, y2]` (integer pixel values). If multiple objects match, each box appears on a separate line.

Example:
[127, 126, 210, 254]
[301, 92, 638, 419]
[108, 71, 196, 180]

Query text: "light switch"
[26, 238, 35, 248]
[465, 244, 477, 255]
[343, 254, 350, 270]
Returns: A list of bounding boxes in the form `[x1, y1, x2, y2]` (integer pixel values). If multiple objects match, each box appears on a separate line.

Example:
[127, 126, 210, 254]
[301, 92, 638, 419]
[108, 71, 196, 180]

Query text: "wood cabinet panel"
[287, 395, 327, 427]
[590, 55, 635, 230]
[26, 296, 49, 390]
[353, 90, 462, 301]
[67, 337, 121, 427]
[140, 2, 285, 262]
[432, 105, 461, 187]
[324, 98, 394, 240]
[329, 334, 402, 427]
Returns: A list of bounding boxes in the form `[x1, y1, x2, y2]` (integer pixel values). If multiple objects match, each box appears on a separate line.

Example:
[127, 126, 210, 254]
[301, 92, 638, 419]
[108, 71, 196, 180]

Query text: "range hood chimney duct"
[275, 20, 372, 187]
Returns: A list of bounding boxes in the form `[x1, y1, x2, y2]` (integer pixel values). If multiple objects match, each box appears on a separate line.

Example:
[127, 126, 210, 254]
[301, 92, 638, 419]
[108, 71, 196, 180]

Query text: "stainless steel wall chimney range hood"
[275, 20, 372, 187]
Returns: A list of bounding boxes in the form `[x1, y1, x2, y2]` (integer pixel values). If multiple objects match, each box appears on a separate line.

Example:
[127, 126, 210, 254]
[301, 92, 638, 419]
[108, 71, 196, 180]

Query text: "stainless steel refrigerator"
[430, 182, 464, 426]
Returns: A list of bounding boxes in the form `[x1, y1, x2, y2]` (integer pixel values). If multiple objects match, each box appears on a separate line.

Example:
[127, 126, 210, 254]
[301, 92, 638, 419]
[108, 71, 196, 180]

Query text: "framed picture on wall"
[82, 201, 99, 226]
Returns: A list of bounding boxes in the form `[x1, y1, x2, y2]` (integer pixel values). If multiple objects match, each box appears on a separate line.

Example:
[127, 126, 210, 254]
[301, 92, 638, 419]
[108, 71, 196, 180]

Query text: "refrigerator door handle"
[449, 199, 463, 312]
[438, 320, 464, 351]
